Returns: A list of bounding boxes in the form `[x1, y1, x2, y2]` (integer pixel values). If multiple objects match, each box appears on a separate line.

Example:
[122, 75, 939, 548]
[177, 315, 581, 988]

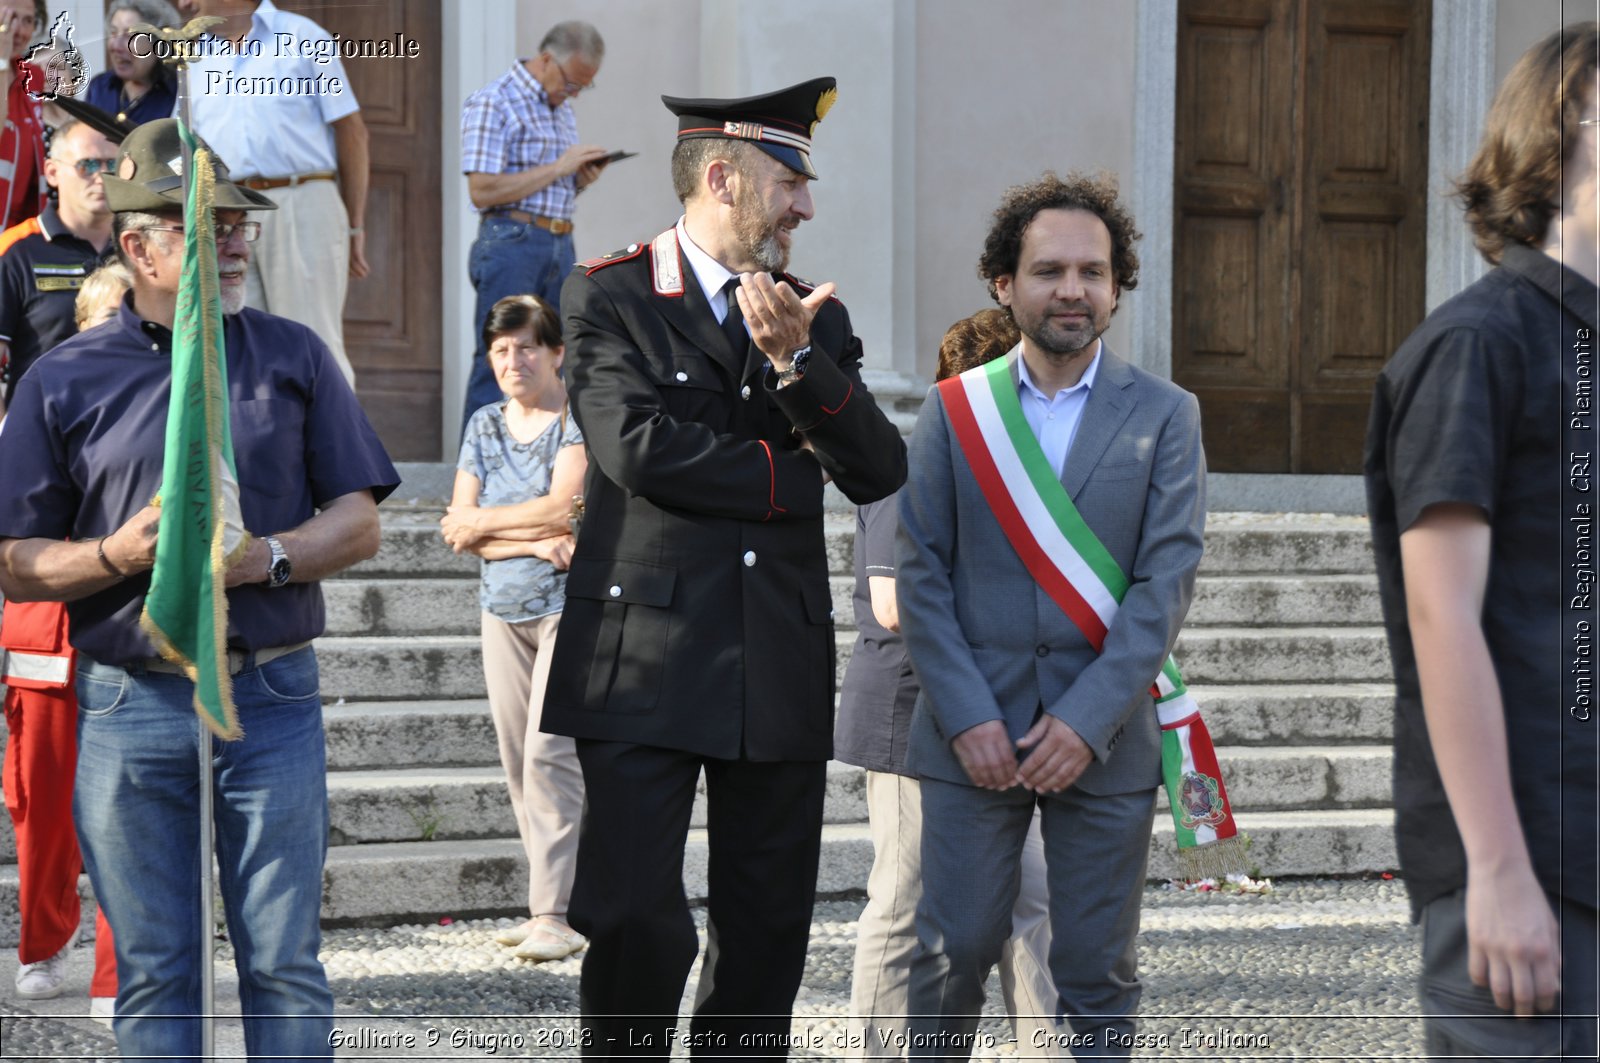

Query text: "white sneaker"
[14, 932, 76, 1000]
[90, 995, 115, 1027]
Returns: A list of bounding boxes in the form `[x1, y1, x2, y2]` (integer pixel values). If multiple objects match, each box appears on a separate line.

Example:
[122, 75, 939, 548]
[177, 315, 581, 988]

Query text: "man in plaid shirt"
[460, 20, 611, 430]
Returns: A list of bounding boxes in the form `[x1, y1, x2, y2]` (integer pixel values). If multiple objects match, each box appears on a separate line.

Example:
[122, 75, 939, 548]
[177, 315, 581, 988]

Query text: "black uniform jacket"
[542, 229, 907, 761]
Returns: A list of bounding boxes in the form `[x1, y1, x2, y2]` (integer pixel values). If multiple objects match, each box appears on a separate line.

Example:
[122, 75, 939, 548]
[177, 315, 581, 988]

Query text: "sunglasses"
[72, 158, 118, 178]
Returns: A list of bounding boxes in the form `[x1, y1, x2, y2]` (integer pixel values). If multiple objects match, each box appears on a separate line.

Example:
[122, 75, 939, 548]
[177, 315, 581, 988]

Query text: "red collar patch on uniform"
[580, 241, 647, 276]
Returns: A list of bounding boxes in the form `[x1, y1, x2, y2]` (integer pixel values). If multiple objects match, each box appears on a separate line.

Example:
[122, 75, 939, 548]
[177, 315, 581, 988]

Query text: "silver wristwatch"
[265, 535, 291, 588]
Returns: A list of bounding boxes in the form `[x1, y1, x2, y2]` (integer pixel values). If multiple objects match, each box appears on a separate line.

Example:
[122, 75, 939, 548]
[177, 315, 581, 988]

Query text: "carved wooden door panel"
[1173, 0, 1430, 474]
[279, 0, 443, 460]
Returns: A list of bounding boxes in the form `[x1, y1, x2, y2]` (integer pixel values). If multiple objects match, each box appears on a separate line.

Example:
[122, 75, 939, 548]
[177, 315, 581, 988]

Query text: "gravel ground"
[1, 877, 1432, 1061]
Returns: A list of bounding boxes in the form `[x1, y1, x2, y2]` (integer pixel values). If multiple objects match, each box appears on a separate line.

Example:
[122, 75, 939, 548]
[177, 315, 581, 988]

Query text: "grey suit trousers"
[906, 779, 1157, 1061]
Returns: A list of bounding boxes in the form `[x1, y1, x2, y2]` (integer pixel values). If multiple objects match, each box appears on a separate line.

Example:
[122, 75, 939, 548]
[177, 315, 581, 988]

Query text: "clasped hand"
[951, 716, 1093, 793]
[730, 272, 835, 369]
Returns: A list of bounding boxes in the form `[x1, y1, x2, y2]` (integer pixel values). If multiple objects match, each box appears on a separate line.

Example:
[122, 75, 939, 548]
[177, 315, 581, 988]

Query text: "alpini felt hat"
[661, 76, 837, 180]
[101, 118, 278, 213]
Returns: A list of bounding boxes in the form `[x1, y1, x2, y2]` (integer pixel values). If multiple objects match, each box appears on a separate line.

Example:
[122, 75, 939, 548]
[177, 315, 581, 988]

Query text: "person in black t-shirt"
[1365, 22, 1599, 1061]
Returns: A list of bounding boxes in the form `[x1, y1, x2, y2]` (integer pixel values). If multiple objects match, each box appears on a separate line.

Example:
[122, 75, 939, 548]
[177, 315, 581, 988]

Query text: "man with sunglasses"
[459, 20, 611, 430]
[0, 117, 115, 413]
[0, 118, 397, 1060]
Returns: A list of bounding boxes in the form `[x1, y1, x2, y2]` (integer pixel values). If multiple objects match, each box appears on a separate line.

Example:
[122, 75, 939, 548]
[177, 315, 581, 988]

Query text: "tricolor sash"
[938, 351, 1243, 878]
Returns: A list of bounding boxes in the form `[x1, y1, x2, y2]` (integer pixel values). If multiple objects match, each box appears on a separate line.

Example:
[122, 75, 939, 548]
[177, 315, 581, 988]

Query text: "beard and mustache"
[731, 178, 799, 273]
[1011, 297, 1110, 360]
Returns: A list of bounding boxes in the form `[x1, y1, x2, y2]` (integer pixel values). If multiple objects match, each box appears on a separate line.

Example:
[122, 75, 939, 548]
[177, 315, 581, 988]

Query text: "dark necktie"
[720, 277, 749, 359]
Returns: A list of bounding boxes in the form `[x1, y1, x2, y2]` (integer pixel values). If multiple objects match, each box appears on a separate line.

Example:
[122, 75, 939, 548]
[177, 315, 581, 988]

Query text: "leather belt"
[239, 172, 336, 191]
[487, 208, 574, 235]
[139, 640, 312, 677]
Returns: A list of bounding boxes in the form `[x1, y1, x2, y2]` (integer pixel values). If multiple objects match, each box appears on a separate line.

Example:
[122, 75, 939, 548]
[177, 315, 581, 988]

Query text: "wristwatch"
[264, 535, 291, 588]
[775, 344, 811, 388]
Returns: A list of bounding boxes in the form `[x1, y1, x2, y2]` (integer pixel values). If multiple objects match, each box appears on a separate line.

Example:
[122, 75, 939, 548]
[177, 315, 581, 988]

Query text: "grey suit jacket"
[897, 345, 1206, 795]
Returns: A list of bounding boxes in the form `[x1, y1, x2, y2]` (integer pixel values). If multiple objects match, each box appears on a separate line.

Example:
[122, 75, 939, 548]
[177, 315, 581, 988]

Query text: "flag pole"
[153, 16, 225, 1059]
[174, 62, 217, 1063]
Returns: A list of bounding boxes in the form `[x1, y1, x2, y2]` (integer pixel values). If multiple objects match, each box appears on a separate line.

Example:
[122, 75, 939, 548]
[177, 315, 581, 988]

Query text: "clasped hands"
[729, 271, 834, 371]
[97, 504, 275, 587]
[951, 716, 1092, 793]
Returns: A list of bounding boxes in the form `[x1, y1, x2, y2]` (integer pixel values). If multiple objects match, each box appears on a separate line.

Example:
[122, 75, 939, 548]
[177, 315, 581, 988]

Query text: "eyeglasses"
[142, 221, 263, 244]
[72, 158, 117, 178]
[548, 54, 595, 95]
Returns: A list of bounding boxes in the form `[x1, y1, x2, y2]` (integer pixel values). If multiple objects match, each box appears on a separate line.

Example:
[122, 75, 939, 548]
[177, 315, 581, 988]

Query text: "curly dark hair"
[1456, 21, 1597, 264]
[977, 171, 1140, 303]
[937, 308, 1019, 381]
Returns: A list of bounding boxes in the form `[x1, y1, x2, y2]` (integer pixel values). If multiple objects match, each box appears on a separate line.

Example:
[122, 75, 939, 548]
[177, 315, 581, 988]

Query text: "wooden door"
[280, 0, 442, 461]
[1173, 0, 1430, 474]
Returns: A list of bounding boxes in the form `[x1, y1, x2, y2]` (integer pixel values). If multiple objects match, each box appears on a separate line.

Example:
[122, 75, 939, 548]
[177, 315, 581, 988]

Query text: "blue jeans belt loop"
[135, 640, 312, 677]
[485, 208, 574, 235]
[239, 172, 336, 191]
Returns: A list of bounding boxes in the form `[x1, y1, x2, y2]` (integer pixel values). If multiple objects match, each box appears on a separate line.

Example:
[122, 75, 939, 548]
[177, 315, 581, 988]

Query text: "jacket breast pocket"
[646, 350, 727, 425]
[565, 557, 677, 715]
[1091, 459, 1146, 483]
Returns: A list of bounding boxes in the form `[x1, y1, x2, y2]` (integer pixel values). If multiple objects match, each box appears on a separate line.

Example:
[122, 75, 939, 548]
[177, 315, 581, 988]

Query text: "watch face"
[269, 559, 291, 586]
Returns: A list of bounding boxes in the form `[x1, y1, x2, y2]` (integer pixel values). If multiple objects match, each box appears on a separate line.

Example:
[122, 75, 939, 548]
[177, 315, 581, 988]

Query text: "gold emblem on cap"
[117, 156, 137, 180]
[811, 86, 838, 136]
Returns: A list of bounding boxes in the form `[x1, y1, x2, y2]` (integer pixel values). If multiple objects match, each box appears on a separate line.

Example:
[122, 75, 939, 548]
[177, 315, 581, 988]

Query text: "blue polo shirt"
[0, 298, 399, 666]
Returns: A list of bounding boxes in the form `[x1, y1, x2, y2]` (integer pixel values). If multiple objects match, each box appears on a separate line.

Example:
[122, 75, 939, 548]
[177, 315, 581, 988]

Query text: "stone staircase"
[0, 480, 1397, 940]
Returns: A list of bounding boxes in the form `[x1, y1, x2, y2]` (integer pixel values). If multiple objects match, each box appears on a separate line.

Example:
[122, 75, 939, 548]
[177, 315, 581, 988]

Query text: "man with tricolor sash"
[898, 172, 1234, 1058]
[0, 118, 396, 1059]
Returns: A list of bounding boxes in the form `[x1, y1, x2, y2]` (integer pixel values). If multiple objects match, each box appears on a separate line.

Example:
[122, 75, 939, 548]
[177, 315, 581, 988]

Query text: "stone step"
[0, 803, 1398, 946]
[1184, 574, 1381, 627]
[314, 682, 1397, 777]
[360, 513, 1377, 581]
[314, 807, 1398, 926]
[317, 745, 1391, 849]
[1198, 516, 1374, 575]
[314, 633, 865, 702]
[1172, 627, 1393, 685]
[0, 690, 1397, 870]
[315, 624, 1393, 705]
[319, 571, 1384, 639]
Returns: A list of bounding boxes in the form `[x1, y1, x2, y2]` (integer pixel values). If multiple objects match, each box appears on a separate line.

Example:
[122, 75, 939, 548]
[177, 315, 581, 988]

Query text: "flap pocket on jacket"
[801, 580, 834, 625]
[566, 558, 677, 608]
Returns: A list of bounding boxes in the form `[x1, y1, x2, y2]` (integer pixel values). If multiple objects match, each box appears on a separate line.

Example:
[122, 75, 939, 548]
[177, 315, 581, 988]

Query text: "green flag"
[139, 118, 247, 740]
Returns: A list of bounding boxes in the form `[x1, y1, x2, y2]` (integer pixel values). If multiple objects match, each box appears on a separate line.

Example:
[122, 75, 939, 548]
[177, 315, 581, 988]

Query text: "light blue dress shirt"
[1017, 341, 1102, 478]
[185, 0, 360, 178]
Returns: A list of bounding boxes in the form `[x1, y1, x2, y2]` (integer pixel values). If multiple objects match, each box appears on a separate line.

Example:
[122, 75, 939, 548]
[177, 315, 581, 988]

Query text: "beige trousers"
[479, 611, 583, 919]
[243, 178, 354, 387]
[849, 771, 1059, 1059]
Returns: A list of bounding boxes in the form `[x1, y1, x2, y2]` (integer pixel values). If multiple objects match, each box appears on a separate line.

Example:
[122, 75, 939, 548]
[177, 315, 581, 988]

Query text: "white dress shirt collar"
[675, 217, 739, 323]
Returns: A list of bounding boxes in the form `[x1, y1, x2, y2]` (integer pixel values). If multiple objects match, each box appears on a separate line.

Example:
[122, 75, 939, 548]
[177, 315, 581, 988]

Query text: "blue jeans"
[464, 214, 575, 432]
[74, 647, 333, 1062]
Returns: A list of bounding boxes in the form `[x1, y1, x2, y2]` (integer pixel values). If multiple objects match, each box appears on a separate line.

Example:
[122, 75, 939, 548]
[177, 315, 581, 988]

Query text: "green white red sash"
[938, 352, 1243, 878]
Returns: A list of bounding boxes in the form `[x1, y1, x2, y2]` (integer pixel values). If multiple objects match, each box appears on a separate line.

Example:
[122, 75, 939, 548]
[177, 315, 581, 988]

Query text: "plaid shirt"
[461, 61, 579, 220]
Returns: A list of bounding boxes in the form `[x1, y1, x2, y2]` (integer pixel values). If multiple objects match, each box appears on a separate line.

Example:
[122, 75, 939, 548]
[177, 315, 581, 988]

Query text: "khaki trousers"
[479, 611, 583, 919]
[849, 771, 1059, 1059]
[243, 179, 354, 387]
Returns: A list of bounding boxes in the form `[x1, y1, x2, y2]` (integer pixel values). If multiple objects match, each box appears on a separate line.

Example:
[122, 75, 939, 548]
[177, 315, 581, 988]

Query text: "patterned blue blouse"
[457, 402, 584, 624]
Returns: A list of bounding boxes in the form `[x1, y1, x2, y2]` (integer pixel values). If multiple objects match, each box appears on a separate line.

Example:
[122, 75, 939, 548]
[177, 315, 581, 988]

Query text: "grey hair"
[112, 208, 180, 269]
[105, 0, 182, 32]
[47, 117, 80, 159]
[538, 20, 604, 64]
[670, 137, 763, 205]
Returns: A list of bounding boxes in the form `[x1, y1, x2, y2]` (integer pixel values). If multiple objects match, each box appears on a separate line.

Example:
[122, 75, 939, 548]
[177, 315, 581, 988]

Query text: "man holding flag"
[897, 172, 1229, 1058]
[0, 117, 396, 1059]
